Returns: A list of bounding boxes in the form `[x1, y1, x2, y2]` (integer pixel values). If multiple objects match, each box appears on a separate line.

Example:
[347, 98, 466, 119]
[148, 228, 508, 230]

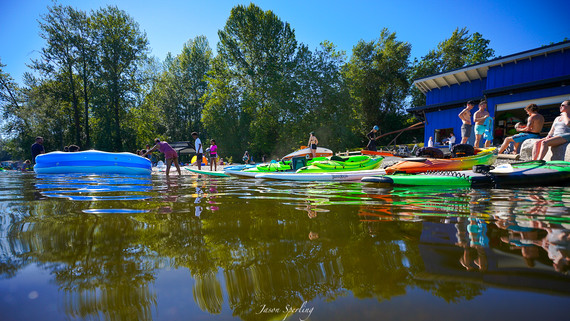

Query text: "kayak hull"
[297, 157, 383, 173]
[385, 147, 497, 174]
[257, 169, 387, 181]
[363, 160, 570, 188]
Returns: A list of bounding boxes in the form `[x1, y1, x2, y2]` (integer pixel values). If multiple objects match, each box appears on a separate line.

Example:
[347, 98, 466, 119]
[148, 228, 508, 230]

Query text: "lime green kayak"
[297, 156, 383, 173]
[242, 157, 329, 173]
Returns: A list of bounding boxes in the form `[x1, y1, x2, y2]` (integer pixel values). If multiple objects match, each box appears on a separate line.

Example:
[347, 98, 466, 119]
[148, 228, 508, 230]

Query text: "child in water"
[209, 139, 218, 171]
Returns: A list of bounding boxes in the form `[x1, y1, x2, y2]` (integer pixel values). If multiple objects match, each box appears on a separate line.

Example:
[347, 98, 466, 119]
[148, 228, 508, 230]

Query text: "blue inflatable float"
[34, 150, 152, 175]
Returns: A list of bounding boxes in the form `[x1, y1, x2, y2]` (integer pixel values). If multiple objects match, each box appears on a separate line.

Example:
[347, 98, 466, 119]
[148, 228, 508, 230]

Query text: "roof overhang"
[169, 142, 196, 154]
[413, 41, 570, 94]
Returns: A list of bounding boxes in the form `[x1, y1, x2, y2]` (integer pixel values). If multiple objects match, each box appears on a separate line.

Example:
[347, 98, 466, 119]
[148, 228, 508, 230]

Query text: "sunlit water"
[0, 170, 569, 320]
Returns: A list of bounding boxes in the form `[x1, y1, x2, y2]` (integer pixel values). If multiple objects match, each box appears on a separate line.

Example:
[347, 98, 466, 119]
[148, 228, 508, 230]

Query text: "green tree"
[202, 56, 245, 159]
[216, 3, 298, 158]
[410, 28, 495, 108]
[150, 36, 212, 141]
[35, 4, 83, 146]
[343, 28, 411, 145]
[69, 8, 97, 149]
[91, 6, 149, 151]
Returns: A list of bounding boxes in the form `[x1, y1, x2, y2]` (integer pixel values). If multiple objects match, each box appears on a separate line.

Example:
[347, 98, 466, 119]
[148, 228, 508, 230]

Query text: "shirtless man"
[458, 100, 475, 144]
[498, 103, 544, 154]
[307, 132, 318, 159]
[473, 100, 490, 148]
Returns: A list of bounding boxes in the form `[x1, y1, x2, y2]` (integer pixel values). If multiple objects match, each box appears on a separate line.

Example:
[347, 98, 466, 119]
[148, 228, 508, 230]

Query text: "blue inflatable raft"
[34, 150, 152, 175]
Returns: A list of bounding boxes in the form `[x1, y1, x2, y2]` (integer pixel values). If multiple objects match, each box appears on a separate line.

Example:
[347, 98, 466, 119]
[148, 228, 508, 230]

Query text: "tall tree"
[153, 36, 212, 141]
[35, 4, 82, 145]
[0, 59, 20, 111]
[343, 28, 411, 143]
[69, 8, 96, 149]
[410, 28, 495, 108]
[216, 3, 298, 157]
[91, 6, 149, 151]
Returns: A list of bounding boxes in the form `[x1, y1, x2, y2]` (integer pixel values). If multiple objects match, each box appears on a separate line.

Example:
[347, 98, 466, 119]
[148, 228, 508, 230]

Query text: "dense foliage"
[0, 4, 495, 161]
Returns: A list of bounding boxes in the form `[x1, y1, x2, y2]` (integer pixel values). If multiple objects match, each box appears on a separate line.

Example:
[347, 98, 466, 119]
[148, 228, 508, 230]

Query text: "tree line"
[0, 3, 495, 161]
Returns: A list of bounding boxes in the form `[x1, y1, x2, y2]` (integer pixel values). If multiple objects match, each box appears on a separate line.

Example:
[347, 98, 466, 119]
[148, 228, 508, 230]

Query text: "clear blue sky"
[1, 0, 568, 83]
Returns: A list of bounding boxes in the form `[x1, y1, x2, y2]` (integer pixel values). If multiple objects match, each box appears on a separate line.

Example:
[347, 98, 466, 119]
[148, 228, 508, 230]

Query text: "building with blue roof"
[410, 40, 570, 148]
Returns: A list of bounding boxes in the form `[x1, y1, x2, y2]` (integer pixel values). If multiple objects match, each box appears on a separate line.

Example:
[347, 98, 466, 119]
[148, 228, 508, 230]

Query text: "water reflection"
[0, 172, 569, 320]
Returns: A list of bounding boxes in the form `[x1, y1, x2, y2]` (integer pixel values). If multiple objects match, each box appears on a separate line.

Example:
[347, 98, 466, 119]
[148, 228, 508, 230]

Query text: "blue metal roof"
[413, 40, 570, 94]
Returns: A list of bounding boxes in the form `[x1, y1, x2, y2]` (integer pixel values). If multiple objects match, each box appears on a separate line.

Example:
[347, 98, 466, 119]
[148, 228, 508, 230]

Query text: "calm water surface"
[0, 170, 569, 320]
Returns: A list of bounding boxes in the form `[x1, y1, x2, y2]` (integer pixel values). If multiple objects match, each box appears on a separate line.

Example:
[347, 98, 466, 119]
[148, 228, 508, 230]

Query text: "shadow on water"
[0, 171, 569, 320]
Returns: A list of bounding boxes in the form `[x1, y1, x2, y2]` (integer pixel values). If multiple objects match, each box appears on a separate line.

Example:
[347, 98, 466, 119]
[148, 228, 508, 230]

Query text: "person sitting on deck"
[533, 100, 570, 160]
[498, 103, 544, 155]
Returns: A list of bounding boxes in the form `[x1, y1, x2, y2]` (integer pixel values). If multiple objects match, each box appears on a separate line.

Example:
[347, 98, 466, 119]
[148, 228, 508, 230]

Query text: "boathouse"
[410, 40, 570, 152]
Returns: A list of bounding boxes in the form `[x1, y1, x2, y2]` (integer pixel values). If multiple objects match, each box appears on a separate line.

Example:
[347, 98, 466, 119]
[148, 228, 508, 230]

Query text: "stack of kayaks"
[384, 147, 497, 174]
[226, 154, 385, 180]
[362, 160, 570, 188]
[255, 155, 385, 181]
[225, 157, 328, 178]
[296, 155, 382, 173]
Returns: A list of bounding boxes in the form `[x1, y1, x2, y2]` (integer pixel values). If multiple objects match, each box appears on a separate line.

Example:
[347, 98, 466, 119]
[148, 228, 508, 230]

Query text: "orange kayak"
[385, 147, 497, 174]
[361, 150, 396, 157]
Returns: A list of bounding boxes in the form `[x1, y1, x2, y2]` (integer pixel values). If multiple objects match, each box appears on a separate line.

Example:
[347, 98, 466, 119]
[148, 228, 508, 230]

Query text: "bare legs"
[474, 134, 482, 148]
[165, 157, 182, 176]
[533, 136, 567, 160]
[172, 157, 181, 175]
[498, 137, 514, 154]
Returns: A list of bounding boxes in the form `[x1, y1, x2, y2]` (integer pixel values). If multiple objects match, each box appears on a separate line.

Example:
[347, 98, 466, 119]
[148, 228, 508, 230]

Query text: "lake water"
[0, 170, 569, 320]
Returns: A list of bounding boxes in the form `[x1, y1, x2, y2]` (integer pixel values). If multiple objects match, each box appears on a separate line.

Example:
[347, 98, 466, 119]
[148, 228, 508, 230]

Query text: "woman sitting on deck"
[533, 100, 570, 160]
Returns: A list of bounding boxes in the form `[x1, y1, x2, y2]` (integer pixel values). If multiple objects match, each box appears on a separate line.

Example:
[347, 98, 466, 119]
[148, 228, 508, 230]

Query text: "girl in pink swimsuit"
[209, 139, 218, 171]
[144, 138, 181, 176]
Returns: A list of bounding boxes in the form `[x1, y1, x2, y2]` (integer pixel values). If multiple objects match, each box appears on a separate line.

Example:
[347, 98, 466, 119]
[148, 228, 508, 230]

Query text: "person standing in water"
[209, 139, 218, 171]
[307, 132, 318, 159]
[192, 132, 203, 170]
[143, 138, 181, 176]
[31, 136, 45, 164]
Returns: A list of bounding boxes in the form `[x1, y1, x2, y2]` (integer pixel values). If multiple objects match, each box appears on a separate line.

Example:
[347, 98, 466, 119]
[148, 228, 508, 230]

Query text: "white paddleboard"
[224, 169, 261, 178]
[488, 163, 514, 174]
[255, 169, 386, 181]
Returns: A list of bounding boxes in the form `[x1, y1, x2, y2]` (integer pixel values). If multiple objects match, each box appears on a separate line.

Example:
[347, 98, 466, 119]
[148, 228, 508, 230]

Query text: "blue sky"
[1, 0, 568, 83]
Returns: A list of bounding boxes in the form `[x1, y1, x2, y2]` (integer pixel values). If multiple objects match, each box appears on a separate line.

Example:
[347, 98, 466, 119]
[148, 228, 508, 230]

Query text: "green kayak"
[297, 156, 383, 173]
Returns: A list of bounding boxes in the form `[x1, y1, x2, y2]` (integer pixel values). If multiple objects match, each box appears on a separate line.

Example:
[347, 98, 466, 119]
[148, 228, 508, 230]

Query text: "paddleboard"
[185, 167, 229, 177]
[256, 169, 386, 181]
[224, 168, 261, 178]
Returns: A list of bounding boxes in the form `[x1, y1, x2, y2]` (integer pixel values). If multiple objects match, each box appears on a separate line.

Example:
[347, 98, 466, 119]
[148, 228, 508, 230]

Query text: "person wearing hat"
[307, 132, 318, 159]
[366, 125, 381, 151]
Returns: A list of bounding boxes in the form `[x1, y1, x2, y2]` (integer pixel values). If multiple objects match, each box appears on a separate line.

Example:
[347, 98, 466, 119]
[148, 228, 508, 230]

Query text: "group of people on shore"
[142, 132, 219, 176]
[457, 99, 570, 160]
